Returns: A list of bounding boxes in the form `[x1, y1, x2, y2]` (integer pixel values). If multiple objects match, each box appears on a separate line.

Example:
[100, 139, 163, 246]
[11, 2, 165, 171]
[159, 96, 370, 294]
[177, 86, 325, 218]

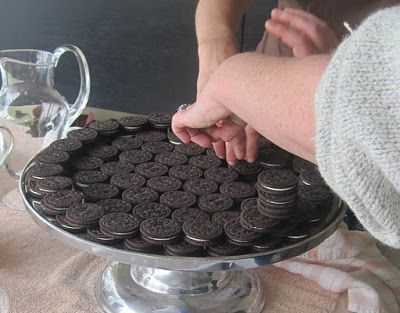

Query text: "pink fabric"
[275, 225, 400, 313]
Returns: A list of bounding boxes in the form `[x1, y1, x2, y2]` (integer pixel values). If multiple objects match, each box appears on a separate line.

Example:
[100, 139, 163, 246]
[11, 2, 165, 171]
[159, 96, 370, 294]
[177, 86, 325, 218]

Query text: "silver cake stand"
[20, 159, 346, 313]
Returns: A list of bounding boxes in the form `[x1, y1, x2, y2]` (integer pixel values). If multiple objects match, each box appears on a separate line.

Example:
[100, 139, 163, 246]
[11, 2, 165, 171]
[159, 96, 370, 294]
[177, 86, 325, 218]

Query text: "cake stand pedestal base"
[95, 261, 265, 313]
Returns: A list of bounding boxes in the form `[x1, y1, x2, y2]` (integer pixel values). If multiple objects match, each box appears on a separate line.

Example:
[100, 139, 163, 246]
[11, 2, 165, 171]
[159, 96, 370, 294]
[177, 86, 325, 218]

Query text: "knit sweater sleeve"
[315, 6, 400, 248]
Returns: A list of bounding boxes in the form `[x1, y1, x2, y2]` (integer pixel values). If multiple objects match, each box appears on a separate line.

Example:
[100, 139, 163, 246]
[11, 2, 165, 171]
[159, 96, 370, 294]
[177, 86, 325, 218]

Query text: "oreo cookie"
[183, 178, 218, 196]
[204, 167, 238, 184]
[66, 203, 105, 227]
[159, 191, 197, 209]
[183, 220, 223, 247]
[146, 176, 182, 193]
[134, 162, 169, 178]
[89, 119, 120, 137]
[231, 160, 262, 178]
[119, 150, 153, 165]
[256, 198, 297, 220]
[154, 151, 188, 167]
[298, 167, 326, 187]
[207, 240, 246, 256]
[292, 156, 316, 174]
[136, 130, 167, 142]
[297, 185, 332, 207]
[140, 217, 181, 245]
[122, 186, 159, 205]
[37, 176, 73, 193]
[171, 207, 209, 225]
[257, 148, 292, 169]
[257, 169, 297, 196]
[188, 155, 221, 170]
[87, 227, 122, 245]
[110, 172, 146, 189]
[86, 145, 118, 161]
[97, 199, 132, 214]
[174, 142, 205, 156]
[198, 193, 234, 213]
[50, 138, 83, 155]
[72, 156, 104, 171]
[167, 128, 183, 145]
[36, 149, 69, 165]
[211, 211, 240, 227]
[251, 235, 283, 252]
[240, 207, 279, 233]
[165, 240, 204, 256]
[240, 197, 258, 212]
[27, 179, 46, 198]
[40, 190, 83, 216]
[142, 141, 174, 154]
[99, 213, 140, 239]
[82, 183, 119, 201]
[132, 202, 171, 221]
[148, 112, 174, 129]
[56, 214, 86, 233]
[112, 136, 143, 151]
[118, 115, 148, 132]
[219, 181, 256, 201]
[100, 161, 135, 176]
[67, 128, 98, 144]
[28, 163, 64, 180]
[259, 137, 273, 150]
[73, 170, 108, 189]
[168, 165, 203, 181]
[224, 218, 261, 246]
[124, 235, 161, 253]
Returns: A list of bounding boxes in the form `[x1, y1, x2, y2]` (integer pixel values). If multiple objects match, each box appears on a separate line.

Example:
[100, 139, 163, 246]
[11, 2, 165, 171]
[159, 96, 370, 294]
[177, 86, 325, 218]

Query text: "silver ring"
[177, 103, 191, 112]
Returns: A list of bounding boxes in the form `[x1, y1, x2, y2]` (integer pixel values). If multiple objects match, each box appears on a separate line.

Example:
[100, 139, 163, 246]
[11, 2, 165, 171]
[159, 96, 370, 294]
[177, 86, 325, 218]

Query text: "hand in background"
[265, 8, 338, 57]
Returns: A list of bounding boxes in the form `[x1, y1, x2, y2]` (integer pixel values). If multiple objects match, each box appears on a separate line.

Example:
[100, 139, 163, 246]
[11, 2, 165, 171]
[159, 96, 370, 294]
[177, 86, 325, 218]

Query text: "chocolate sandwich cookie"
[97, 199, 132, 214]
[73, 170, 108, 189]
[40, 190, 83, 216]
[82, 183, 119, 202]
[256, 185, 298, 203]
[183, 178, 218, 196]
[28, 163, 64, 180]
[154, 151, 188, 167]
[132, 202, 171, 221]
[298, 167, 326, 187]
[99, 213, 140, 239]
[240, 197, 258, 212]
[219, 181, 256, 202]
[297, 185, 332, 212]
[188, 155, 221, 170]
[56, 214, 86, 233]
[174, 142, 205, 156]
[37, 176, 73, 193]
[204, 167, 238, 184]
[257, 169, 298, 196]
[159, 191, 197, 209]
[259, 137, 273, 150]
[119, 150, 153, 165]
[141, 141, 174, 154]
[168, 164, 203, 181]
[136, 130, 167, 142]
[89, 119, 120, 137]
[240, 207, 279, 233]
[140, 217, 181, 245]
[27, 179, 46, 198]
[122, 186, 159, 205]
[257, 148, 292, 170]
[134, 162, 168, 178]
[167, 128, 183, 145]
[198, 193, 234, 213]
[66, 203, 105, 228]
[183, 220, 223, 247]
[146, 176, 182, 193]
[100, 161, 135, 176]
[148, 112, 174, 129]
[224, 218, 261, 246]
[72, 156, 104, 171]
[86, 145, 118, 161]
[112, 136, 143, 151]
[231, 160, 262, 178]
[87, 227, 122, 245]
[110, 172, 146, 190]
[251, 235, 283, 252]
[292, 156, 316, 174]
[36, 148, 69, 165]
[207, 240, 246, 256]
[206, 147, 216, 156]
[211, 211, 240, 227]
[165, 240, 204, 256]
[67, 128, 98, 144]
[171, 207, 209, 225]
[256, 198, 297, 220]
[288, 199, 327, 223]
[124, 235, 161, 253]
[118, 115, 148, 132]
[50, 138, 83, 155]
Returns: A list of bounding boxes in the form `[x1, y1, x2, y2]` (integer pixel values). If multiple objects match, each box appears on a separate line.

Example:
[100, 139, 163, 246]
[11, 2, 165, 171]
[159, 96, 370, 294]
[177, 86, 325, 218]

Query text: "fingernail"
[247, 157, 256, 163]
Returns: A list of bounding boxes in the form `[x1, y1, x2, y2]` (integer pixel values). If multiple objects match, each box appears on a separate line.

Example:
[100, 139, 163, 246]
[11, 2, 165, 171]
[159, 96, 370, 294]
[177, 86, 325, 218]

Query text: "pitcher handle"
[52, 44, 91, 127]
[0, 126, 14, 167]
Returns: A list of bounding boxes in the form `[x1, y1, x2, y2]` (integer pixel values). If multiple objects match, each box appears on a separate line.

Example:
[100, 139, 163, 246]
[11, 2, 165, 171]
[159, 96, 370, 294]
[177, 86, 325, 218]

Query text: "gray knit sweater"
[316, 6, 400, 248]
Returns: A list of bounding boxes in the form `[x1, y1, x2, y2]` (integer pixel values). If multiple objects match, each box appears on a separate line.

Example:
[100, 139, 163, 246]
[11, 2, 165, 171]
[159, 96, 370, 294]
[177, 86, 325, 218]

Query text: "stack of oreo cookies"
[28, 114, 335, 258]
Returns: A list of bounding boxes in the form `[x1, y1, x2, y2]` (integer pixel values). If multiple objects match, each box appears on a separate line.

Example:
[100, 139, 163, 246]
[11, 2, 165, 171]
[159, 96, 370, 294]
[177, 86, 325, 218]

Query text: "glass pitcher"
[0, 45, 90, 179]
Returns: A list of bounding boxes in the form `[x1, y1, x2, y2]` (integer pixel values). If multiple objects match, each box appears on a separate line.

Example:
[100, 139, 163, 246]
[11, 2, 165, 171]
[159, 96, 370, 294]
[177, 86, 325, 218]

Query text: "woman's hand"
[265, 8, 338, 57]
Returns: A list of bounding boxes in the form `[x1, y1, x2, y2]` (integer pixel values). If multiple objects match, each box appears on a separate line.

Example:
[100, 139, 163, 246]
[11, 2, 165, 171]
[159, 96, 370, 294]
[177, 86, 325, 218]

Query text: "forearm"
[207, 52, 330, 162]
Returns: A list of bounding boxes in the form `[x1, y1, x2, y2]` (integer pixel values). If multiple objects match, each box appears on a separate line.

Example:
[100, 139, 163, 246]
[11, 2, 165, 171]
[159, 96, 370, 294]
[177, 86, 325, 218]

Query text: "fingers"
[245, 126, 260, 163]
[225, 142, 237, 166]
[212, 141, 226, 159]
